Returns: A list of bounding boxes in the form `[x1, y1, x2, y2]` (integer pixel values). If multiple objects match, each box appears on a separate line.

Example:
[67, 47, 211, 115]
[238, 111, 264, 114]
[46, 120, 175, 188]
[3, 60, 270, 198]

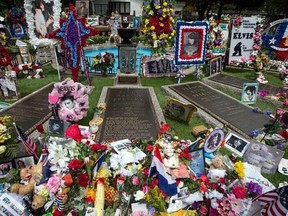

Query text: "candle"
[94, 180, 105, 216]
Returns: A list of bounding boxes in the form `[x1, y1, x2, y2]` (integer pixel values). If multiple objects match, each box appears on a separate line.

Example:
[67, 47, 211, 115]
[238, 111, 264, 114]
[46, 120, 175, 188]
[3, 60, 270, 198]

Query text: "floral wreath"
[0, 47, 12, 67]
[48, 78, 89, 122]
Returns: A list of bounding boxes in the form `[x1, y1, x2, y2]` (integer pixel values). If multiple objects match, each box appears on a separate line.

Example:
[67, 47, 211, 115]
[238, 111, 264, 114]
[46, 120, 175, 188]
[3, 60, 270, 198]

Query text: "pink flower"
[252, 44, 261, 50]
[142, 184, 150, 194]
[132, 176, 139, 185]
[46, 174, 61, 194]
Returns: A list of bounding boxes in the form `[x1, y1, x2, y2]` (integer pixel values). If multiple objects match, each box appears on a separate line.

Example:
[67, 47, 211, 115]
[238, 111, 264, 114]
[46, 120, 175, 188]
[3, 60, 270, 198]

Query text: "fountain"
[116, 24, 139, 84]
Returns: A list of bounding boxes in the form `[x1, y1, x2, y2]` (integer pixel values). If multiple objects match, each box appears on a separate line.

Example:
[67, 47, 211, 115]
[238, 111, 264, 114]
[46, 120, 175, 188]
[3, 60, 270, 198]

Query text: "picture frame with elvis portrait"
[48, 118, 64, 135]
[209, 56, 223, 76]
[163, 97, 197, 124]
[204, 128, 225, 153]
[241, 82, 259, 104]
[0, 74, 20, 101]
[174, 21, 209, 65]
[13, 155, 35, 169]
[0, 161, 13, 178]
[188, 148, 205, 178]
[224, 131, 250, 157]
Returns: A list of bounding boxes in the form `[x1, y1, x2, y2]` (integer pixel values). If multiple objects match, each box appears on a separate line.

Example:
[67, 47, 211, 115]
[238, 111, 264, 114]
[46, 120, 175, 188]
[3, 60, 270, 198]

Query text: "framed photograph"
[48, 118, 64, 135]
[224, 132, 250, 157]
[163, 97, 197, 124]
[204, 128, 225, 153]
[13, 155, 35, 169]
[174, 21, 209, 65]
[24, 0, 60, 44]
[0, 161, 13, 178]
[132, 17, 140, 28]
[0, 193, 25, 215]
[189, 148, 205, 177]
[0, 76, 20, 101]
[243, 142, 284, 174]
[110, 139, 132, 154]
[76, 0, 89, 18]
[241, 82, 259, 104]
[209, 56, 222, 76]
[177, 187, 189, 199]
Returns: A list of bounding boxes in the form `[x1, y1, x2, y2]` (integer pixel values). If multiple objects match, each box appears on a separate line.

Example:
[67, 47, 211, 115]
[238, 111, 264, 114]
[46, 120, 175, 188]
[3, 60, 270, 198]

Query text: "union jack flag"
[253, 186, 288, 216]
[13, 122, 39, 160]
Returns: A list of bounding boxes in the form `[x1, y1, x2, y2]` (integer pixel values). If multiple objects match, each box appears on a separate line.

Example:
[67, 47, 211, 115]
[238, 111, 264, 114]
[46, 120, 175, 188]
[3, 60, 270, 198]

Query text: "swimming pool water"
[84, 46, 152, 74]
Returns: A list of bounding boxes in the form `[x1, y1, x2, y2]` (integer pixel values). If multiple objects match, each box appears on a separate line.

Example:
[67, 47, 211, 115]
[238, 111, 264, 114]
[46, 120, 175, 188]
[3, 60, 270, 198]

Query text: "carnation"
[233, 185, 246, 199]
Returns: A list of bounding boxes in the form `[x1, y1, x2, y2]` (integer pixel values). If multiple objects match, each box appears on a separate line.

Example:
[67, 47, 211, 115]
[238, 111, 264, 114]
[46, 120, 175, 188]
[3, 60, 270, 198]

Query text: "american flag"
[13, 122, 39, 160]
[253, 186, 288, 216]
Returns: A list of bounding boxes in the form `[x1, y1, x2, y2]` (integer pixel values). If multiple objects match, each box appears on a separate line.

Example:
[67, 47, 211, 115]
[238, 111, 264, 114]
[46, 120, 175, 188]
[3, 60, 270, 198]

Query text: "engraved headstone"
[98, 88, 160, 141]
[169, 82, 272, 137]
[0, 83, 54, 134]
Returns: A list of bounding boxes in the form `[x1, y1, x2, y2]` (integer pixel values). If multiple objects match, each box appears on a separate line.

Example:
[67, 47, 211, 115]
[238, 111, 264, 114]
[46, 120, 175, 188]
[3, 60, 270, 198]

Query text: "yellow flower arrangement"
[0, 115, 16, 157]
[234, 161, 245, 178]
[142, 0, 176, 55]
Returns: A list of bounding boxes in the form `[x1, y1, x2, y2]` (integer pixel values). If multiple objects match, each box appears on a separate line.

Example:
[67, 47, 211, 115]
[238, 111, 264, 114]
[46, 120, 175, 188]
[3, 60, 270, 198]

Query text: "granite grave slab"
[0, 83, 54, 134]
[98, 88, 160, 142]
[169, 82, 272, 137]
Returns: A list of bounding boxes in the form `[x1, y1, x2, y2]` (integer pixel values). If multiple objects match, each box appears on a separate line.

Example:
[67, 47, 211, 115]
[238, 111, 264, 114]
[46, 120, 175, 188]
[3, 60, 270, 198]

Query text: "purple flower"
[249, 129, 259, 138]
[192, 201, 199, 210]
[262, 110, 272, 115]
[246, 181, 262, 197]
[258, 90, 269, 98]
[252, 107, 261, 113]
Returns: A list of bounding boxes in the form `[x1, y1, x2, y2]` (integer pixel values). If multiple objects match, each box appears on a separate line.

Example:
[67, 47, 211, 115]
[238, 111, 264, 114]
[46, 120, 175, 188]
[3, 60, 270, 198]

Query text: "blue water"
[84, 46, 152, 74]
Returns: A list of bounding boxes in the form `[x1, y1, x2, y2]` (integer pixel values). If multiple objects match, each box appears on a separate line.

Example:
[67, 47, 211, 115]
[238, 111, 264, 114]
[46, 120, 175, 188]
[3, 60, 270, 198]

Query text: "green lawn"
[5, 64, 287, 186]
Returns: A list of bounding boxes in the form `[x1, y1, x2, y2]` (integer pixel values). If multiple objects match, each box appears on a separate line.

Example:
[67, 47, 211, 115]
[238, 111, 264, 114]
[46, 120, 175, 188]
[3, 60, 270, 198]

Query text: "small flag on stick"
[13, 122, 39, 160]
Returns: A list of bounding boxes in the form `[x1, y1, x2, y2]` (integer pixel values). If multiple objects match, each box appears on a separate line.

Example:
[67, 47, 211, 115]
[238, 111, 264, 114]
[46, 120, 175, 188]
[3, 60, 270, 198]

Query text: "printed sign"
[143, 57, 178, 77]
[228, 16, 257, 64]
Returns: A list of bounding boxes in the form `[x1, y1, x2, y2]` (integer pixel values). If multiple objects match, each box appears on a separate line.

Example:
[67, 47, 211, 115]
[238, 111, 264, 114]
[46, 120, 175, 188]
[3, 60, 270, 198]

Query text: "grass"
[5, 64, 287, 186]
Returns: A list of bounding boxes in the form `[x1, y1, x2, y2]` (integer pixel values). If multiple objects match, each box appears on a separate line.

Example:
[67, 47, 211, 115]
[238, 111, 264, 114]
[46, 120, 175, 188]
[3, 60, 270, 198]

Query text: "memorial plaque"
[169, 82, 272, 137]
[98, 88, 159, 141]
[0, 83, 54, 134]
[117, 76, 138, 84]
[209, 73, 284, 95]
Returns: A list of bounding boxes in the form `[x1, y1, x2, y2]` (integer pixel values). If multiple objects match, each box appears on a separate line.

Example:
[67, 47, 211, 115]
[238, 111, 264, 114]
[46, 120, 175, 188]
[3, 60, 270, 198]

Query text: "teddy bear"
[209, 155, 226, 170]
[10, 167, 35, 196]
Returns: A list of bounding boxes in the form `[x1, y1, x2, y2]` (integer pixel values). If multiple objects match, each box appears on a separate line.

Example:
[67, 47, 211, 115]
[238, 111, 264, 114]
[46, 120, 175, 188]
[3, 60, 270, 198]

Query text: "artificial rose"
[142, 183, 150, 194]
[145, 145, 154, 152]
[91, 144, 102, 151]
[78, 172, 89, 187]
[233, 185, 246, 199]
[36, 124, 44, 133]
[132, 176, 139, 186]
[68, 158, 84, 170]
[150, 178, 158, 188]
[142, 167, 149, 176]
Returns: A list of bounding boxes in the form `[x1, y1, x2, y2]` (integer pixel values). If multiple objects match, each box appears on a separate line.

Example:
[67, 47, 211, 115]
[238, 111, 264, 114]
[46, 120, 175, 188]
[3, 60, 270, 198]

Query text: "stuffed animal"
[53, 173, 73, 216]
[53, 186, 71, 216]
[10, 167, 35, 196]
[209, 155, 226, 170]
[31, 194, 47, 210]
